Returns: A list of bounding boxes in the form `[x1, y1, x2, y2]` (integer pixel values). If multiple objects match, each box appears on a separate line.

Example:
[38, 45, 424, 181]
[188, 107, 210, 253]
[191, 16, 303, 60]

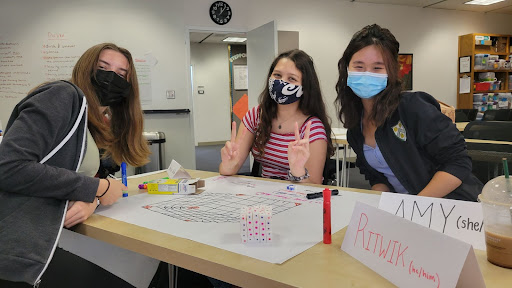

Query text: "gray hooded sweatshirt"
[0, 81, 99, 286]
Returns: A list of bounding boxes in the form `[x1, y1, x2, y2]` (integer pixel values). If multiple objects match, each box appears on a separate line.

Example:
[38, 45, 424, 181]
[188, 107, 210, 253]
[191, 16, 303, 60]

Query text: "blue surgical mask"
[268, 78, 303, 105]
[347, 71, 388, 99]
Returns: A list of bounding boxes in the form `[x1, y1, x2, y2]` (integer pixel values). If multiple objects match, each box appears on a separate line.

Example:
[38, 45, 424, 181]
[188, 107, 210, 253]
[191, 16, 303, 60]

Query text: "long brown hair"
[254, 49, 334, 158]
[71, 43, 150, 167]
[335, 24, 402, 129]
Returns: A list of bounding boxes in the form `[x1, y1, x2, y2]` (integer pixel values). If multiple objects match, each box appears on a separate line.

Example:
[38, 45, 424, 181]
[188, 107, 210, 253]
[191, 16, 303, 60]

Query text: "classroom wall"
[190, 43, 232, 144]
[243, 0, 512, 127]
[0, 0, 196, 170]
[2, 0, 512, 171]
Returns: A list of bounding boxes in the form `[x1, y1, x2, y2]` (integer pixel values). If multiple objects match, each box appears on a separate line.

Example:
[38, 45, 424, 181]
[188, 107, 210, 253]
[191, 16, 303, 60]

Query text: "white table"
[74, 170, 512, 288]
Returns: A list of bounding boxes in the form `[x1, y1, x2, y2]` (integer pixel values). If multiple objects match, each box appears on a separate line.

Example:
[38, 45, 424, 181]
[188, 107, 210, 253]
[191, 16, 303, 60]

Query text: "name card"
[378, 192, 485, 251]
[342, 202, 485, 288]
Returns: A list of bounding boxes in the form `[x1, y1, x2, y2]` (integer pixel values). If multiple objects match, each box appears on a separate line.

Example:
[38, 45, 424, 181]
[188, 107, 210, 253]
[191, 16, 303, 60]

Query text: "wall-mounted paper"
[460, 76, 470, 94]
[233, 65, 248, 90]
[135, 53, 158, 107]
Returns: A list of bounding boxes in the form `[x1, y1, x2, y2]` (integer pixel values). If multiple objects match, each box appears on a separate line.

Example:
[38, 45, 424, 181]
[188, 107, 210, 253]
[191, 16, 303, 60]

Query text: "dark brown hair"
[254, 49, 334, 158]
[335, 24, 402, 128]
[71, 43, 150, 167]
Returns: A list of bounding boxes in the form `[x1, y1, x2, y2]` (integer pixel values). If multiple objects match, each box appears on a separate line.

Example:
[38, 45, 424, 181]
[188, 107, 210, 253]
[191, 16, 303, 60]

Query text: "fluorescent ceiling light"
[464, 0, 505, 5]
[223, 37, 247, 43]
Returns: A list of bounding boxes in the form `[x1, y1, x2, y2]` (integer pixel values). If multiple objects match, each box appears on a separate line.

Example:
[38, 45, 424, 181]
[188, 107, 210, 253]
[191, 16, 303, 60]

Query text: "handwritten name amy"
[394, 200, 483, 233]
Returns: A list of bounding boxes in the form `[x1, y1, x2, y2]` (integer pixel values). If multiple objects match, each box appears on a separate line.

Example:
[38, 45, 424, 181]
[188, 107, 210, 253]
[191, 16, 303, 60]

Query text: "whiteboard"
[0, 1, 189, 129]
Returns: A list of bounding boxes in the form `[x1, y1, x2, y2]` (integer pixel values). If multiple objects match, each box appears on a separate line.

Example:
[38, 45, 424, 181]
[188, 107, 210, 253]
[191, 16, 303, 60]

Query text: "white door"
[246, 21, 277, 168]
[247, 21, 277, 110]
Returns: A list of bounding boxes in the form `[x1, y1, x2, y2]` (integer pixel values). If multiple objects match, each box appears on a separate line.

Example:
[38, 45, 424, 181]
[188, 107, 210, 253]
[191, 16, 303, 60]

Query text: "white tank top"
[77, 128, 100, 177]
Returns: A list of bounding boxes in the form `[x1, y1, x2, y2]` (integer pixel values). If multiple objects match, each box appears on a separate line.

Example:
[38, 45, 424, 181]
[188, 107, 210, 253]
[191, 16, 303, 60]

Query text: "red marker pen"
[323, 188, 331, 244]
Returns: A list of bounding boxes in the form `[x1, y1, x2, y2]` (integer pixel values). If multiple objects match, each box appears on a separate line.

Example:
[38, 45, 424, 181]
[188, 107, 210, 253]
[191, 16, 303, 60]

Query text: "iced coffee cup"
[479, 175, 512, 268]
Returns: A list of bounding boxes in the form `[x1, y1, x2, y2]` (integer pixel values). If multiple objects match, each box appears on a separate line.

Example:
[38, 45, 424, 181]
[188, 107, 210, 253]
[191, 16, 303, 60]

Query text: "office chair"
[463, 121, 512, 141]
[455, 110, 469, 122]
[251, 160, 262, 177]
[248, 159, 350, 186]
[463, 121, 512, 184]
[455, 109, 477, 122]
[323, 158, 356, 186]
[482, 109, 511, 121]
[467, 109, 478, 121]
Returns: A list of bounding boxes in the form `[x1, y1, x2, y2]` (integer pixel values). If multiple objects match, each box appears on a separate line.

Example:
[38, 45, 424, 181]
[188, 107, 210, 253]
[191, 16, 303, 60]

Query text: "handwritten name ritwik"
[354, 212, 440, 287]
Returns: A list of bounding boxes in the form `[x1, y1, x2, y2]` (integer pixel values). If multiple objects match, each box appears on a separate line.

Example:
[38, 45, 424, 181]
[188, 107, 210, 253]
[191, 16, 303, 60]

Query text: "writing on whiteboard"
[47, 32, 67, 40]
[41, 32, 79, 81]
[0, 41, 32, 98]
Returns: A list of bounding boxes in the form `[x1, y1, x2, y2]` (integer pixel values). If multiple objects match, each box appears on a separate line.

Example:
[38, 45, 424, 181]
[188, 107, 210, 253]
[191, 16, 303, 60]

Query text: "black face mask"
[91, 69, 131, 106]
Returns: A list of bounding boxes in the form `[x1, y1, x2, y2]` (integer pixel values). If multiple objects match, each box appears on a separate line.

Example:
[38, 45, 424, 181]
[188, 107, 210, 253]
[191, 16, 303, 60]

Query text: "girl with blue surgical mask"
[335, 24, 482, 201]
[219, 49, 333, 184]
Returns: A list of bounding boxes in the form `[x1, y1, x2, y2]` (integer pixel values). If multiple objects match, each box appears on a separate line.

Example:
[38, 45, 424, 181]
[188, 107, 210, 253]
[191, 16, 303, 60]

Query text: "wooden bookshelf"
[457, 33, 512, 109]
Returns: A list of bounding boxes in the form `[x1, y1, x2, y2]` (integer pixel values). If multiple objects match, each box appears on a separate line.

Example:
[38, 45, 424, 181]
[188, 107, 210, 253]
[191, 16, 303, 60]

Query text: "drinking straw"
[503, 158, 509, 179]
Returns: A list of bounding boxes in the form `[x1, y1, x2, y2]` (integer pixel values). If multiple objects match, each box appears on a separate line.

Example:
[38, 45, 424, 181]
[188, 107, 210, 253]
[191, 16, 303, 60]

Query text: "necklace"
[277, 115, 294, 129]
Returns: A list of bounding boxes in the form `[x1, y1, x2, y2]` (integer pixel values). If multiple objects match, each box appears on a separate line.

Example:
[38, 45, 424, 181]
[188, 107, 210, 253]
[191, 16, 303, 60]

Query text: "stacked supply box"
[146, 178, 205, 195]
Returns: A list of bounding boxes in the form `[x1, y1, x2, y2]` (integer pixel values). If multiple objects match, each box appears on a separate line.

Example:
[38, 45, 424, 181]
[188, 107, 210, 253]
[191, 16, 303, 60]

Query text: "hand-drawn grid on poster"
[142, 193, 300, 223]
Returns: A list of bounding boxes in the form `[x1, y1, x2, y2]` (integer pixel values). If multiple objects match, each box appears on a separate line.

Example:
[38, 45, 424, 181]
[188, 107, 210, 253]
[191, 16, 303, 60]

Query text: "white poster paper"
[378, 192, 485, 250]
[96, 175, 381, 264]
[342, 202, 485, 288]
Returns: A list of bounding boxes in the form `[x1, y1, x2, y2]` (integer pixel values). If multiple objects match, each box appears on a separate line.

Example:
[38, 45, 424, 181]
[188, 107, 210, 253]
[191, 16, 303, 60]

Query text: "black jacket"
[347, 91, 482, 201]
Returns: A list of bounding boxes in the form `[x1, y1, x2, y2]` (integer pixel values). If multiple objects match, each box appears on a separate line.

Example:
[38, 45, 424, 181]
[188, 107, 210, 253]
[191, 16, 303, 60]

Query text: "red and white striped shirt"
[242, 106, 328, 179]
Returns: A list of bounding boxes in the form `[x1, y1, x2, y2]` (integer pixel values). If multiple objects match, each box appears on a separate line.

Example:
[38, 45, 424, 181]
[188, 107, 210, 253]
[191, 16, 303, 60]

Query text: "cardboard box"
[475, 35, 490, 41]
[476, 40, 492, 45]
[147, 178, 205, 195]
[146, 159, 205, 195]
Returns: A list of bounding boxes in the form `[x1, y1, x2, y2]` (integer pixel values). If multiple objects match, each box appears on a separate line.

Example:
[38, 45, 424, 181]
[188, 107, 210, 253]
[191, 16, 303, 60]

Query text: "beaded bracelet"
[96, 178, 110, 198]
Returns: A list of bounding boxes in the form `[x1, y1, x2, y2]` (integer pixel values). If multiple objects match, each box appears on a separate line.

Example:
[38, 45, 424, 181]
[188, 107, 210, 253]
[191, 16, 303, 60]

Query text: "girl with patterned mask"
[219, 49, 334, 184]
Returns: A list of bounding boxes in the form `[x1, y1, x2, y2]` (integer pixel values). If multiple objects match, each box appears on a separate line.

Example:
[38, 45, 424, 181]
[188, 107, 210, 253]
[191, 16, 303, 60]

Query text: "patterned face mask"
[268, 78, 303, 105]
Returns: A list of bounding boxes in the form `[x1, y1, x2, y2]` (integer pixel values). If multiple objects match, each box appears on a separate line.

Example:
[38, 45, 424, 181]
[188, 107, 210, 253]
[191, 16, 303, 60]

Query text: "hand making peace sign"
[288, 121, 311, 177]
[220, 121, 247, 172]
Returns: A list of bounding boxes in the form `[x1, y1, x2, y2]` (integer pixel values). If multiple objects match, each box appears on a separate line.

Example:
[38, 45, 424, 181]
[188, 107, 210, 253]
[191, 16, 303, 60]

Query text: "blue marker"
[121, 162, 128, 197]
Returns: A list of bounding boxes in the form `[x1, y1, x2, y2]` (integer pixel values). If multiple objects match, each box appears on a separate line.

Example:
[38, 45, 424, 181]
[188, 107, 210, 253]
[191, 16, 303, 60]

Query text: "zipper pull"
[33, 279, 41, 288]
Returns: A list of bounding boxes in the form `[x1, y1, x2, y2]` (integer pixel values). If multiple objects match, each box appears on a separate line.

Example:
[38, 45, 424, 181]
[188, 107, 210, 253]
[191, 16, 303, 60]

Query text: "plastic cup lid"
[479, 175, 512, 206]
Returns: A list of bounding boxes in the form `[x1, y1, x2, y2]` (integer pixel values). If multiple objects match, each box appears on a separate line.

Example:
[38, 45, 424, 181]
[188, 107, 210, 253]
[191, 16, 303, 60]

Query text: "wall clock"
[209, 1, 231, 25]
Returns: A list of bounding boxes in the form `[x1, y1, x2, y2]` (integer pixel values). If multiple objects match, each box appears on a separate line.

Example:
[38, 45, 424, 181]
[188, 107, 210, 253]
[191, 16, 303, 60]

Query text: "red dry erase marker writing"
[323, 188, 331, 244]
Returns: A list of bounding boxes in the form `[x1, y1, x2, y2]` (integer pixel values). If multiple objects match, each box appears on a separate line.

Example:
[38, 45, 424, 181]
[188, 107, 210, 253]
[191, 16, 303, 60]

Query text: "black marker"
[306, 189, 339, 199]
